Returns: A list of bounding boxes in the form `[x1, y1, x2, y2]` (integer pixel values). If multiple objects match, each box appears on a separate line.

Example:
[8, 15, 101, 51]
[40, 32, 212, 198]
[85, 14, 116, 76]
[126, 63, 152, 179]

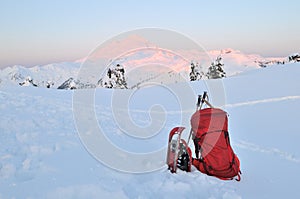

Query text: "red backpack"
[191, 108, 241, 181]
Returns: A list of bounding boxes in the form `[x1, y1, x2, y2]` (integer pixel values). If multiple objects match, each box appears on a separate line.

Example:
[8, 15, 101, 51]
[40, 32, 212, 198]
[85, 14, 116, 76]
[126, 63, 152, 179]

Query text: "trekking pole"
[199, 91, 207, 109]
[187, 95, 202, 146]
[201, 91, 215, 108]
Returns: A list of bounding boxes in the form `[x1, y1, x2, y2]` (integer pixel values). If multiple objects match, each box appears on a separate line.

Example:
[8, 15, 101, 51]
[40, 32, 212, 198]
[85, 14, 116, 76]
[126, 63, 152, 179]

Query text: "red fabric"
[191, 108, 241, 180]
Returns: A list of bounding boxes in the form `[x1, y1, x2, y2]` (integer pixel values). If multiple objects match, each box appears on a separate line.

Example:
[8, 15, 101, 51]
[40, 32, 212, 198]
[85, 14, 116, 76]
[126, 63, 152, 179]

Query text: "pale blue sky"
[0, 0, 299, 68]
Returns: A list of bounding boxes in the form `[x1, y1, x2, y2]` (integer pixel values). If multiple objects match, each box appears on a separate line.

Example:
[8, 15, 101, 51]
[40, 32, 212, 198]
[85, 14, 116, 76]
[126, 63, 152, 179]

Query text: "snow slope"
[0, 63, 300, 198]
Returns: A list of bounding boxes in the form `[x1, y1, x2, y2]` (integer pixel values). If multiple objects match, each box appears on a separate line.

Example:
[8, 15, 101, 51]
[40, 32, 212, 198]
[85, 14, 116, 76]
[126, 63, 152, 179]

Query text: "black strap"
[223, 130, 230, 146]
[193, 138, 201, 159]
[193, 130, 229, 145]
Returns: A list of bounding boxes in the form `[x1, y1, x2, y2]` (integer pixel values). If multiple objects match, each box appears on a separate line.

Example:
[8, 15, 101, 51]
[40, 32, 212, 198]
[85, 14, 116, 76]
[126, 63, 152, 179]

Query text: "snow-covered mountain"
[0, 48, 296, 90]
[207, 48, 290, 75]
[0, 62, 80, 88]
[0, 61, 299, 198]
[1, 34, 298, 89]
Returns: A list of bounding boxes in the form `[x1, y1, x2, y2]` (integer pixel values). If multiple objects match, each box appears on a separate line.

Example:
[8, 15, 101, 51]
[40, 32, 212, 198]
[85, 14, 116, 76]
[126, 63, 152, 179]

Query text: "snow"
[0, 62, 300, 198]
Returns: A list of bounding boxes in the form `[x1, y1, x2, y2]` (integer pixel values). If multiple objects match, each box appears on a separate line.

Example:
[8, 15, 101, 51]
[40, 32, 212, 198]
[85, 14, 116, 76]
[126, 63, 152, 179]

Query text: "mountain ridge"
[0, 49, 298, 89]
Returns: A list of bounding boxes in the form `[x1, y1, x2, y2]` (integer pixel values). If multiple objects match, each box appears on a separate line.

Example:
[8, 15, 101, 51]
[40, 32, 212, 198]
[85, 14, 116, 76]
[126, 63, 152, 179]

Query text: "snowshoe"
[166, 127, 192, 173]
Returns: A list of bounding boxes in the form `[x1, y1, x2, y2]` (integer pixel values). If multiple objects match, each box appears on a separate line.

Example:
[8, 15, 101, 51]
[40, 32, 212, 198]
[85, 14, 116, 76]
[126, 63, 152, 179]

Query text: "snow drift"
[0, 61, 299, 198]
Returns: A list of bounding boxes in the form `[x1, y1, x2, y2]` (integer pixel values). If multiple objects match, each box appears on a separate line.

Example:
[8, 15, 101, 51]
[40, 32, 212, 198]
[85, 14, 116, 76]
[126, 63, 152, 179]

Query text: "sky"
[0, 0, 299, 68]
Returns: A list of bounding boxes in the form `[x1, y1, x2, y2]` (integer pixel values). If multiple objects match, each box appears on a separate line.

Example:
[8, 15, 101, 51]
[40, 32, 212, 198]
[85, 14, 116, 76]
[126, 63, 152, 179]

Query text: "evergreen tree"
[101, 64, 127, 89]
[114, 64, 127, 89]
[206, 56, 226, 79]
[288, 53, 300, 63]
[189, 61, 203, 81]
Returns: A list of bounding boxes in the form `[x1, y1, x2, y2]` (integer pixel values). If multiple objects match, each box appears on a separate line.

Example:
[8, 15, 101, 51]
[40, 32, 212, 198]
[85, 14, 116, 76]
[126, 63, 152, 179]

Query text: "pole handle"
[202, 91, 207, 104]
[197, 95, 201, 107]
